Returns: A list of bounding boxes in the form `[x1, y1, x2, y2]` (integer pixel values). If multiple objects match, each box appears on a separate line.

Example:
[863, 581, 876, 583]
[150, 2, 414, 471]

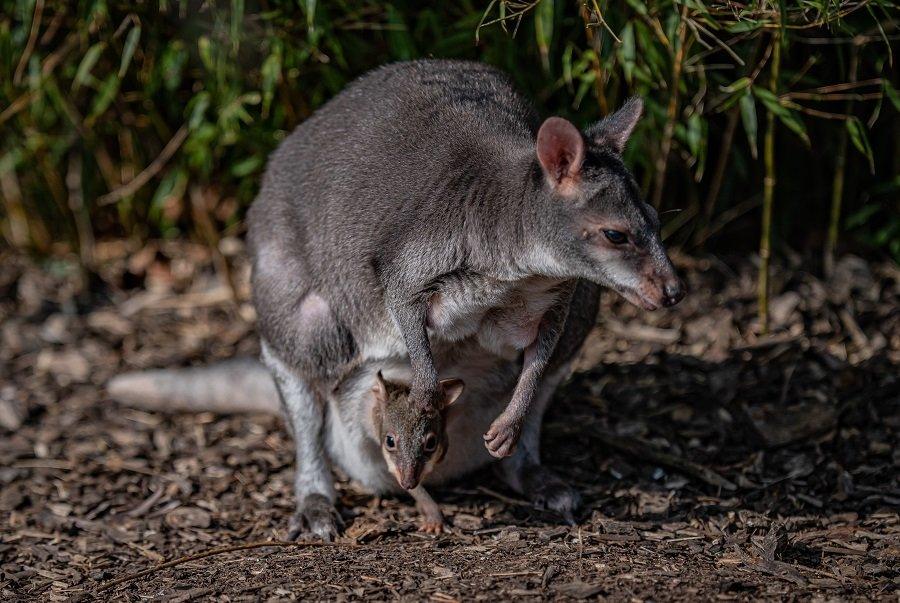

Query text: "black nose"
[662, 279, 685, 307]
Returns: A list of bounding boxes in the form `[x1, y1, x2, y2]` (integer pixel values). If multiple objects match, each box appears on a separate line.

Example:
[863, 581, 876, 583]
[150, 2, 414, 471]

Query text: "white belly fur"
[323, 349, 516, 494]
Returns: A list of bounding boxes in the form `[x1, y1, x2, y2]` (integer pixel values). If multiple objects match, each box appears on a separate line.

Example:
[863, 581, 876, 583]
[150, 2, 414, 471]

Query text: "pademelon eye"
[385, 434, 396, 450]
[423, 433, 437, 453]
[603, 229, 628, 245]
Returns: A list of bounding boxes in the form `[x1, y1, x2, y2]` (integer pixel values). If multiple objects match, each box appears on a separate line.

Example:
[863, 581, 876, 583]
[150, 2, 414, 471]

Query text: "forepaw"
[483, 414, 522, 458]
[287, 494, 342, 541]
[418, 519, 446, 535]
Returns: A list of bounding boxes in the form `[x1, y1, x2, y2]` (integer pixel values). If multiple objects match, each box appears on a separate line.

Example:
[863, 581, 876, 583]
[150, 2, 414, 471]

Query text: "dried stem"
[66, 153, 94, 267]
[694, 104, 740, 249]
[580, 1, 609, 115]
[13, 0, 44, 85]
[97, 126, 188, 206]
[824, 45, 859, 278]
[758, 33, 781, 335]
[651, 4, 690, 208]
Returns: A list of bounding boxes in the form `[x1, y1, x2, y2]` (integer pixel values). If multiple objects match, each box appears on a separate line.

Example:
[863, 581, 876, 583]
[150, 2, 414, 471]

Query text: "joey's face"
[379, 402, 445, 491]
[371, 375, 463, 491]
[534, 99, 685, 310]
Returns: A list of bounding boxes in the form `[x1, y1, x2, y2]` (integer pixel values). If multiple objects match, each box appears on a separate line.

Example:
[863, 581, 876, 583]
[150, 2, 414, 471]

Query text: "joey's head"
[528, 98, 685, 310]
[371, 372, 465, 491]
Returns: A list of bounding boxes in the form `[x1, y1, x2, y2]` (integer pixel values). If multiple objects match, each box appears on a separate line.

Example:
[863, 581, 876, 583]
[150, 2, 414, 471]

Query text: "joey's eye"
[384, 434, 396, 450]
[423, 433, 438, 453]
[603, 230, 628, 245]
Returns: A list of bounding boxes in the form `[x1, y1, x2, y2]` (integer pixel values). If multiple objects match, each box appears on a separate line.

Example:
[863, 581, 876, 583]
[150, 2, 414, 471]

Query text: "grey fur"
[248, 59, 682, 538]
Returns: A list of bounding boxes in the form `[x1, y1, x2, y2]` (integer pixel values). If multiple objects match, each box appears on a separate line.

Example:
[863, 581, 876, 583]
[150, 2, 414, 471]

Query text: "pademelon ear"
[536, 116, 585, 192]
[438, 378, 465, 408]
[585, 96, 643, 154]
[372, 371, 389, 404]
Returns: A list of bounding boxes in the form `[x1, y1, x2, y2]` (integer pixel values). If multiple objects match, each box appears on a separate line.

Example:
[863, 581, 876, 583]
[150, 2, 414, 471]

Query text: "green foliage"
[0, 0, 898, 262]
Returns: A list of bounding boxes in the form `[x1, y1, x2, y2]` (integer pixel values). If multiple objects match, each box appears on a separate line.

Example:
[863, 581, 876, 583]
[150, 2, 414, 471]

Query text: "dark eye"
[603, 230, 628, 245]
[423, 433, 437, 453]
[384, 434, 396, 450]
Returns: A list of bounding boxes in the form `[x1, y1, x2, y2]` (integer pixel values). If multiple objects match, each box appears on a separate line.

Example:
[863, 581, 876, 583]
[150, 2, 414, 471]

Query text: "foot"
[287, 493, 342, 541]
[419, 518, 446, 535]
[410, 485, 445, 535]
[483, 411, 523, 458]
[520, 465, 580, 524]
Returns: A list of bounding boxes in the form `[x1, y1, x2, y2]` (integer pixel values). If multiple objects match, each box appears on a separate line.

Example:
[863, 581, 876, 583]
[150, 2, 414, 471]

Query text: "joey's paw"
[483, 414, 522, 458]
[287, 494, 342, 541]
[418, 519, 446, 535]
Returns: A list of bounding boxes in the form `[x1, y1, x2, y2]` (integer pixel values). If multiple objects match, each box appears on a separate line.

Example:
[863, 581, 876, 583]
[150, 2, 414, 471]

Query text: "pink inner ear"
[537, 117, 584, 186]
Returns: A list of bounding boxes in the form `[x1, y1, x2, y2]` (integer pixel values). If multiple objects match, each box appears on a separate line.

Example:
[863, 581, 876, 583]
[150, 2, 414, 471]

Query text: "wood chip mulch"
[1, 241, 897, 601]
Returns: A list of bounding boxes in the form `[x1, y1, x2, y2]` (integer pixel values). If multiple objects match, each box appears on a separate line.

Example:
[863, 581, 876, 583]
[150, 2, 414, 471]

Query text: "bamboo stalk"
[1, 168, 35, 250]
[758, 33, 781, 335]
[824, 45, 859, 278]
[579, 1, 608, 115]
[66, 152, 94, 267]
[651, 4, 690, 208]
[693, 105, 740, 248]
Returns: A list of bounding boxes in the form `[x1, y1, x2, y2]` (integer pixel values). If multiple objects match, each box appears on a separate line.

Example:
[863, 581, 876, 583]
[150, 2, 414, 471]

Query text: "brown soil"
[1, 241, 898, 601]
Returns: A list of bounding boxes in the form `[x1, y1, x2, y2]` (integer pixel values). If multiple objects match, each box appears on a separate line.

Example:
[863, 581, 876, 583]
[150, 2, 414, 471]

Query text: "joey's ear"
[536, 117, 584, 192]
[586, 96, 643, 154]
[438, 378, 465, 408]
[372, 371, 388, 404]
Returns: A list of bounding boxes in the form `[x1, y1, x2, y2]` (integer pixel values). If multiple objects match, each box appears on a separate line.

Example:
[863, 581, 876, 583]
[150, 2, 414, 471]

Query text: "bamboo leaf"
[753, 87, 809, 146]
[230, 0, 244, 54]
[721, 77, 751, 94]
[260, 48, 282, 117]
[624, 0, 648, 17]
[231, 155, 262, 177]
[727, 19, 760, 33]
[118, 24, 141, 78]
[198, 36, 214, 71]
[739, 90, 758, 159]
[883, 80, 900, 112]
[188, 92, 211, 130]
[88, 74, 120, 119]
[385, 5, 415, 61]
[304, 0, 317, 34]
[846, 116, 875, 173]
[73, 42, 106, 91]
[619, 22, 635, 84]
[534, 0, 553, 72]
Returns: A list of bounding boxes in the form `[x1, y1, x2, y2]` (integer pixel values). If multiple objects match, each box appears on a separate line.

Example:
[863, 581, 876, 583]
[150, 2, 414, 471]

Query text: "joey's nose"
[398, 467, 420, 490]
[662, 279, 685, 307]
[400, 475, 419, 490]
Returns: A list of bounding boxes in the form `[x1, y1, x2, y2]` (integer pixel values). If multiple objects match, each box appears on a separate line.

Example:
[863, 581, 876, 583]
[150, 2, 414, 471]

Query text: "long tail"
[107, 358, 281, 414]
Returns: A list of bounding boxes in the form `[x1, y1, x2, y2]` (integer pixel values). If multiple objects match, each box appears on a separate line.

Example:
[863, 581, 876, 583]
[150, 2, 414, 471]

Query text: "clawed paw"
[418, 519, 446, 535]
[288, 494, 342, 541]
[522, 466, 581, 524]
[483, 415, 522, 458]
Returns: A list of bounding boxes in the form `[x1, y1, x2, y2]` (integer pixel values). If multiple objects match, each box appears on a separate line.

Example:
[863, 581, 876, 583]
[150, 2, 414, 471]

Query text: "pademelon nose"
[663, 279, 686, 307]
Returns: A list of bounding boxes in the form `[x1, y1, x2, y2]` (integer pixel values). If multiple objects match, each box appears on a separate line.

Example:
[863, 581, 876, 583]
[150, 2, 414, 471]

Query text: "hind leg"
[262, 341, 341, 540]
[495, 362, 581, 522]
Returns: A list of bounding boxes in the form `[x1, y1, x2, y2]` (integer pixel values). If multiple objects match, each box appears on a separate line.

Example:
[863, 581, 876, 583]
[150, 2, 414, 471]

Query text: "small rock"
[36, 349, 91, 384]
[451, 513, 484, 531]
[769, 291, 801, 327]
[165, 506, 212, 529]
[555, 580, 605, 599]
